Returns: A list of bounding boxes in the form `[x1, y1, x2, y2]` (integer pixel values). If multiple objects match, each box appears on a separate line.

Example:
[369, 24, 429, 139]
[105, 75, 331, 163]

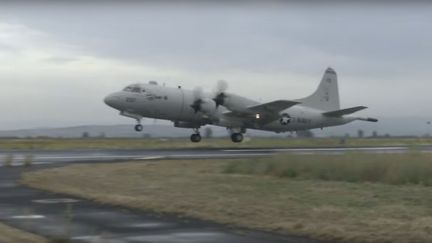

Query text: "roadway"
[0, 146, 428, 242]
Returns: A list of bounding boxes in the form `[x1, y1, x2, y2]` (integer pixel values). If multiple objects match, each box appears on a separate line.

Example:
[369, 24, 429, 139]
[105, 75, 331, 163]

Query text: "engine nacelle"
[174, 121, 198, 128]
[199, 98, 217, 116]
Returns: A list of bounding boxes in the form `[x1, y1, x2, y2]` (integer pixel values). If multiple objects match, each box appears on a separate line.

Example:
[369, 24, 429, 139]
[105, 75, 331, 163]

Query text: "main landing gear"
[188, 127, 245, 143]
[190, 128, 202, 143]
[230, 133, 244, 143]
[229, 128, 245, 143]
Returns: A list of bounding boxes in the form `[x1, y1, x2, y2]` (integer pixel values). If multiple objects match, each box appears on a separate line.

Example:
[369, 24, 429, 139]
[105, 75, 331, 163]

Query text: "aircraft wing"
[322, 106, 367, 117]
[247, 100, 300, 114]
[223, 100, 299, 123]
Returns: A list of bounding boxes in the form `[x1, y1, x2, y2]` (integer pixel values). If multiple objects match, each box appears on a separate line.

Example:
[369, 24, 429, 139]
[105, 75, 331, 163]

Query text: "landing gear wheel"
[231, 133, 244, 143]
[190, 134, 202, 143]
[134, 124, 143, 132]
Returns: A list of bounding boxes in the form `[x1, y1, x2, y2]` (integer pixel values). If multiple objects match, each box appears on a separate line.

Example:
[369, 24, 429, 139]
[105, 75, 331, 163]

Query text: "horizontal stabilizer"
[248, 100, 300, 114]
[323, 106, 367, 117]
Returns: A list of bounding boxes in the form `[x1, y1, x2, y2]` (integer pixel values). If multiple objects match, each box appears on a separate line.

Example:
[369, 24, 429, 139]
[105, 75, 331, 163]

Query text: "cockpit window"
[123, 85, 141, 93]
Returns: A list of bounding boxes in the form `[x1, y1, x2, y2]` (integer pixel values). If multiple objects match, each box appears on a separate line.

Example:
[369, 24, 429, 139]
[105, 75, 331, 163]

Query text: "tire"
[135, 124, 143, 132]
[231, 133, 244, 143]
[190, 134, 202, 143]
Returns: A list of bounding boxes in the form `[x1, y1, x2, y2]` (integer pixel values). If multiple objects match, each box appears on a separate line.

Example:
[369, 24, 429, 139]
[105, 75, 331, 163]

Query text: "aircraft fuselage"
[104, 83, 353, 133]
[104, 68, 377, 142]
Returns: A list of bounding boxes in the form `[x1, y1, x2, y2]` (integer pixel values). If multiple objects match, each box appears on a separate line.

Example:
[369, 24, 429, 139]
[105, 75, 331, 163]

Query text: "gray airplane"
[104, 68, 377, 143]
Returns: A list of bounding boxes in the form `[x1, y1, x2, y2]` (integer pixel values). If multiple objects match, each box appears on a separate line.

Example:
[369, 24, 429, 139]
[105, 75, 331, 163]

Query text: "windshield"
[123, 85, 141, 93]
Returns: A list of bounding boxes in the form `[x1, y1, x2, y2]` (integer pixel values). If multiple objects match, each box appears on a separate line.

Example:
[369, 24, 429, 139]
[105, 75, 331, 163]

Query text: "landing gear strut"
[120, 111, 143, 132]
[190, 128, 202, 143]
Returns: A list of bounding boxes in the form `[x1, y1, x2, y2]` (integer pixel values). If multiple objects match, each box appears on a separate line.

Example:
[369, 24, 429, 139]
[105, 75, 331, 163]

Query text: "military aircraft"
[104, 68, 377, 143]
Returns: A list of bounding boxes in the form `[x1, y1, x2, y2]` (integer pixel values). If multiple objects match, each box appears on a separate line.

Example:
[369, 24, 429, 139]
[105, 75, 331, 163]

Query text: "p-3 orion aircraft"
[104, 68, 377, 143]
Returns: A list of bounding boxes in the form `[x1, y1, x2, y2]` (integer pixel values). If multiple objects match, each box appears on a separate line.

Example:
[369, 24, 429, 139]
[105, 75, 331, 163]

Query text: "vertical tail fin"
[296, 67, 340, 111]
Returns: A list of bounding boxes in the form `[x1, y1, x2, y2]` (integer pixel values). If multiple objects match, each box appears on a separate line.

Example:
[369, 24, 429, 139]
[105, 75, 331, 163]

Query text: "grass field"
[224, 152, 432, 185]
[21, 152, 432, 243]
[1, 137, 432, 150]
[0, 222, 47, 243]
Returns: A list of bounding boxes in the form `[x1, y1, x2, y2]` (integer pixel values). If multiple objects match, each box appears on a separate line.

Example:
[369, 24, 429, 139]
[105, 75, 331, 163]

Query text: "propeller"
[191, 80, 228, 114]
[191, 87, 205, 113]
[213, 80, 228, 108]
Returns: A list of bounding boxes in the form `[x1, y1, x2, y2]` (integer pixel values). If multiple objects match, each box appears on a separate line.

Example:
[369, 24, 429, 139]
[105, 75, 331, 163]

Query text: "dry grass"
[21, 157, 432, 243]
[0, 222, 47, 243]
[224, 152, 432, 185]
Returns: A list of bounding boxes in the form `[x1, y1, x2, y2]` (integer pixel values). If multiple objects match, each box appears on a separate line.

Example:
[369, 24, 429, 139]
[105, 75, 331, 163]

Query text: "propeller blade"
[213, 93, 227, 107]
[216, 80, 228, 93]
[191, 99, 202, 113]
[193, 87, 204, 100]
[191, 87, 204, 113]
[213, 80, 228, 108]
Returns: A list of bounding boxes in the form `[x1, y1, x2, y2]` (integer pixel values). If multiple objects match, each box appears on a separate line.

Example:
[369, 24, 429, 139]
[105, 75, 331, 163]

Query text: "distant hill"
[0, 124, 285, 138]
[0, 116, 430, 138]
[0, 125, 192, 138]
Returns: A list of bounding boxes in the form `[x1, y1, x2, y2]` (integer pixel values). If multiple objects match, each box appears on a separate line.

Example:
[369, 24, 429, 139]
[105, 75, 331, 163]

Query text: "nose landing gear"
[134, 124, 143, 132]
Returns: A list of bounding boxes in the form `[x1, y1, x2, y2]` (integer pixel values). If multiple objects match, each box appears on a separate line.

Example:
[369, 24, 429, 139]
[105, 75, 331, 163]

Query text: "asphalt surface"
[0, 166, 324, 243]
[0, 146, 429, 242]
[0, 145, 428, 167]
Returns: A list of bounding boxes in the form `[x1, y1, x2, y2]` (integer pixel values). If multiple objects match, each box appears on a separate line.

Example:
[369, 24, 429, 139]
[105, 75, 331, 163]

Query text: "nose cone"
[104, 93, 120, 109]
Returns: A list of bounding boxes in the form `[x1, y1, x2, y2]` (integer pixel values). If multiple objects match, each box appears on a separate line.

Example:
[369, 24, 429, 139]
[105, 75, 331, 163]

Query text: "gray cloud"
[0, 2, 431, 131]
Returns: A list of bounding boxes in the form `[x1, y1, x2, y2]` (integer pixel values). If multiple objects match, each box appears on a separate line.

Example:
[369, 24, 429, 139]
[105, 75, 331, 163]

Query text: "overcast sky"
[0, 1, 431, 130]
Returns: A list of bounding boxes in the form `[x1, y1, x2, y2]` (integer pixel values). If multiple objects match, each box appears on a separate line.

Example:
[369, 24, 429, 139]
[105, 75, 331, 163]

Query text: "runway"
[0, 146, 429, 242]
[1, 166, 322, 243]
[0, 145, 428, 167]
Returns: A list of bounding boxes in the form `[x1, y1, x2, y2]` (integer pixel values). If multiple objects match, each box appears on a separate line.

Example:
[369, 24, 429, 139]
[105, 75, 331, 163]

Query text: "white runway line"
[129, 222, 167, 228]
[32, 198, 80, 204]
[11, 215, 45, 219]
[135, 156, 166, 160]
[166, 153, 269, 158]
[71, 235, 103, 241]
[36, 155, 140, 160]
